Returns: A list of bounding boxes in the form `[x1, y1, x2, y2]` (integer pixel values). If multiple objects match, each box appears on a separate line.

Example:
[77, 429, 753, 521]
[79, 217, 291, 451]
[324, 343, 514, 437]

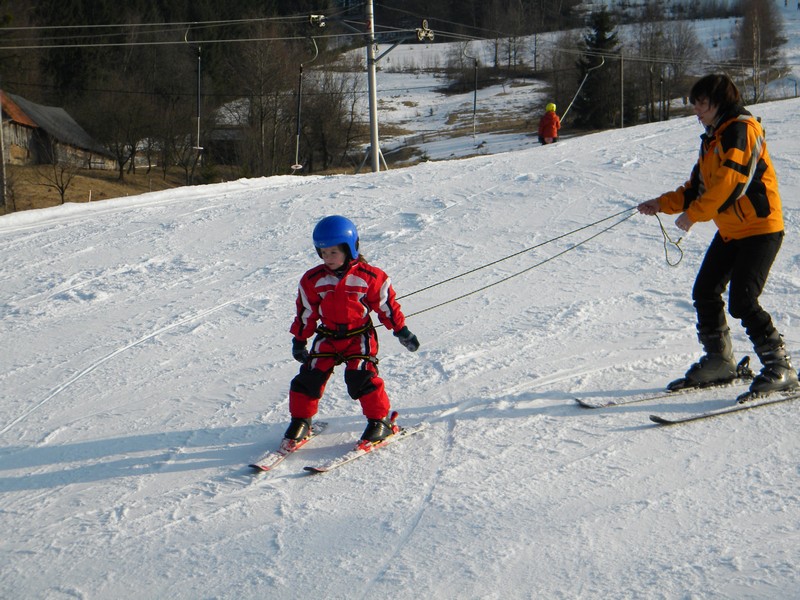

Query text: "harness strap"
[309, 352, 378, 366]
[315, 322, 374, 339]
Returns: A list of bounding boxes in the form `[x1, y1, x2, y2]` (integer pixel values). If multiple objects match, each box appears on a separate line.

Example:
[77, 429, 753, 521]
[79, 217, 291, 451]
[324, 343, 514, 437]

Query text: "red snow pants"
[288, 329, 390, 421]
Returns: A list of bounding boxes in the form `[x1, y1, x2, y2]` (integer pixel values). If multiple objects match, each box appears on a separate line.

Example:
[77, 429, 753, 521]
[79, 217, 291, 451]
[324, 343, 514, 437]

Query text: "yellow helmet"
[546, 102, 557, 113]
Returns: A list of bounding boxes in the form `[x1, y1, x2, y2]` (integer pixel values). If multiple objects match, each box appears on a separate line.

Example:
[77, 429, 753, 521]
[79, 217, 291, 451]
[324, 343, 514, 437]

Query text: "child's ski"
[303, 422, 428, 474]
[249, 421, 328, 472]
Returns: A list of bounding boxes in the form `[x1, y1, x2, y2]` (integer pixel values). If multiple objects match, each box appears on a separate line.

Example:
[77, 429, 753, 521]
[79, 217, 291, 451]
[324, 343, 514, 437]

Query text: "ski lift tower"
[310, 1, 432, 174]
[365, 0, 380, 173]
[363, 0, 433, 172]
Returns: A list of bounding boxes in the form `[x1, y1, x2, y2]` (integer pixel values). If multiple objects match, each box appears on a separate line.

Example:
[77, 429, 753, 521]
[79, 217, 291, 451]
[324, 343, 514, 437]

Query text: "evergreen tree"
[572, 8, 620, 130]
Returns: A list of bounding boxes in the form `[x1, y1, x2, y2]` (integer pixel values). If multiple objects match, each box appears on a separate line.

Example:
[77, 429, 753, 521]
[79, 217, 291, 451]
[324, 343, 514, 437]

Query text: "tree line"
[0, 0, 789, 190]
[560, 0, 785, 130]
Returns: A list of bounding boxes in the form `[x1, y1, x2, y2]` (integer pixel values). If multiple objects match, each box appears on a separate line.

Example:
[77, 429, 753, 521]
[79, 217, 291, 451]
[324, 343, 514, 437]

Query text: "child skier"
[283, 215, 420, 447]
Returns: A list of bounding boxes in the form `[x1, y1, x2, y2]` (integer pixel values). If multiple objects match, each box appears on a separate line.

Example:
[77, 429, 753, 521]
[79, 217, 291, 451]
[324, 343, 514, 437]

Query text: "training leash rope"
[372, 206, 680, 327]
[397, 207, 638, 302]
[398, 208, 638, 320]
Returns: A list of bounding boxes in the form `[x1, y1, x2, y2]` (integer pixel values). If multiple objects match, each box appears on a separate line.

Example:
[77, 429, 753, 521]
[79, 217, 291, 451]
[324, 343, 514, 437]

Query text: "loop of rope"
[655, 214, 686, 267]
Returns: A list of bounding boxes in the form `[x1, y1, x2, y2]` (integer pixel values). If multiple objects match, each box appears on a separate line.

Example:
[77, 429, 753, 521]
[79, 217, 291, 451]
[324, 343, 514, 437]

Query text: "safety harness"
[308, 322, 379, 365]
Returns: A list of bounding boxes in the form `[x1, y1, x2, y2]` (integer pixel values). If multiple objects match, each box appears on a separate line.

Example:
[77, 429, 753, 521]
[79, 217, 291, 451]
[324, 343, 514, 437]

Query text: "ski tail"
[248, 421, 328, 472]
[649, 390, 800, 425]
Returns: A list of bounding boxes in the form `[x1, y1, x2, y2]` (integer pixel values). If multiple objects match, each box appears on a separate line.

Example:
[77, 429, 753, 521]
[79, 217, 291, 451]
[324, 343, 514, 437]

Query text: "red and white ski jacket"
[290, 259, 407, 341]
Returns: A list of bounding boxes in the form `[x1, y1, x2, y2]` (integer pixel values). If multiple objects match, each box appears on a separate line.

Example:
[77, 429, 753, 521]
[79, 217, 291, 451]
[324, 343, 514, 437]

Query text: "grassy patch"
[3, 165, 188, 214]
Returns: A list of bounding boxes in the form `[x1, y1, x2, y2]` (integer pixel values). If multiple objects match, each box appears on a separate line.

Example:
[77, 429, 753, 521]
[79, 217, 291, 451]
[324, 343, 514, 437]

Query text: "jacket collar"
[703, 104, 750, 138]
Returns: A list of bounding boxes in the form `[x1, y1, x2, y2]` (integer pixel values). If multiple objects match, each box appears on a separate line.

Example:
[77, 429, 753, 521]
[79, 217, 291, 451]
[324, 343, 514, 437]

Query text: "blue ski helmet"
[312, 215, 359, 259]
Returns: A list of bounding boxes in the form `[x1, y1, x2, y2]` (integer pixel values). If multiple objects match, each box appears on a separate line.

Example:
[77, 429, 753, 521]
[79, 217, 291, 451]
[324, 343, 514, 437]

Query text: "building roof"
[0, 90, 37, 127]
[2, 90, 107, 155]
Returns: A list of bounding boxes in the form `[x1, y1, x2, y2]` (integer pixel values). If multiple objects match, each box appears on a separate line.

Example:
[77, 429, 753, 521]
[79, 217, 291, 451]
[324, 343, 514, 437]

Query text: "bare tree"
[445, 42, 476, 91]
[221, 22, 296, 176]
[79, 74, 152, 182]
[38, 141, 79, 203]
[662, 20, 706, 116]
[302, 68, 364, 173]
[733, 0, 787, 103]
[498, 0, 531, 72]
[632, 8, 668, 123]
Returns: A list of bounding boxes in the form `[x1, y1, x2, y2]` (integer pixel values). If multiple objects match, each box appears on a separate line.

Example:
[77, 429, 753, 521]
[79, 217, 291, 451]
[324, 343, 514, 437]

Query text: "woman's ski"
[649, 391, 800, 425]
[574, 357, 753, 409]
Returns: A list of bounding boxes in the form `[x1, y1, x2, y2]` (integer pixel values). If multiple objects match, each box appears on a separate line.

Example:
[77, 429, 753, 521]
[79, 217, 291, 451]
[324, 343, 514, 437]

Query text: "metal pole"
[0, 84, 7, 211]
[472, 59, 478, 138]
[366, 0, 380, 173]
[291, 38, 318, 173]
[196, 46, 202, 152]
[619, 49, 624, 128]
[462, 45, 478, 139]
[293, 64, 304, 171]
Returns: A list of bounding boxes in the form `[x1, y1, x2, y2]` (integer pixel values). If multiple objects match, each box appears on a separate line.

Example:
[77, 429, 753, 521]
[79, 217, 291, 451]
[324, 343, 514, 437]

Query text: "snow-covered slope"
[2, 98, 799, 599]
[4, 3, 800, 597]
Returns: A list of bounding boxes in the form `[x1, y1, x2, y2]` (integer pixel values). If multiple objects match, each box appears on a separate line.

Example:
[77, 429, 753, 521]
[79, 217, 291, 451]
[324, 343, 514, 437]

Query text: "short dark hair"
[689, 74, 742, 112]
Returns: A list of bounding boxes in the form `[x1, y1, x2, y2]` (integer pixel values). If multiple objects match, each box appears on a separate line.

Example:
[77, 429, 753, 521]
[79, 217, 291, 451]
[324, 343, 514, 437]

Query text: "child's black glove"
[292, 338, 309, 363]
[394, 326, 420, 352]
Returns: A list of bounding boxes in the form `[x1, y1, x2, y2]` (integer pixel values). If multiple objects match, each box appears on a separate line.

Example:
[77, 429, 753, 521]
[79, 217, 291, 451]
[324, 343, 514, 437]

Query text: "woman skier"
[637, 73, 798, 399]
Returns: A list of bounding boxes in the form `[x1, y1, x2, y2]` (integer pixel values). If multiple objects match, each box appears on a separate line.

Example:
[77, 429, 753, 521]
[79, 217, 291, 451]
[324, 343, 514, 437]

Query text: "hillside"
[3, 4, 800, 598]
[7, 5, 800, 216]
[2, 96, 800, 599]
[4, 165, 188, 213]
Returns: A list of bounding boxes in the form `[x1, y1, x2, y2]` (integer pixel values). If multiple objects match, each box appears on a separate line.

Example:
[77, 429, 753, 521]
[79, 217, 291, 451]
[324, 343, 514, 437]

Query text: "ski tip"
[665, 378, 690, 392]
[649, 415, 674, 425]
[574, 400, 599, 409]
[249, 464, 271, 472]
[399, 421, 429, 434]
[303, 466, 327, 474]
[573, 397, 610, 409]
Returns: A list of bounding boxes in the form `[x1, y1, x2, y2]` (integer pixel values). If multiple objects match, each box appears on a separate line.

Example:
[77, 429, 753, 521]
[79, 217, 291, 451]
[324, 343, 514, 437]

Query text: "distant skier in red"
[538, 102, 561, 144]
[283, 215, 420, 448]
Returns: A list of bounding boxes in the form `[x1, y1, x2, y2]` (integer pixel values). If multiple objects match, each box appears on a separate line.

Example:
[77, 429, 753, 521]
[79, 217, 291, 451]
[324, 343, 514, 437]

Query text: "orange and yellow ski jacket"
[656, 108, 784, 241]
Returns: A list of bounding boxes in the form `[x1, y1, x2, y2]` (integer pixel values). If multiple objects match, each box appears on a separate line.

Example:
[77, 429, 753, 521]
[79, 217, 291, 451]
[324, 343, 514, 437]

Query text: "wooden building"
[1, 90, 115, 169]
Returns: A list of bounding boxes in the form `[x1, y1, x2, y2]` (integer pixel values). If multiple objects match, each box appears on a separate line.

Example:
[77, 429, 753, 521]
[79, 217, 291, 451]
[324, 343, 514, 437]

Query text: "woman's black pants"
[692, 230, 783, 341]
